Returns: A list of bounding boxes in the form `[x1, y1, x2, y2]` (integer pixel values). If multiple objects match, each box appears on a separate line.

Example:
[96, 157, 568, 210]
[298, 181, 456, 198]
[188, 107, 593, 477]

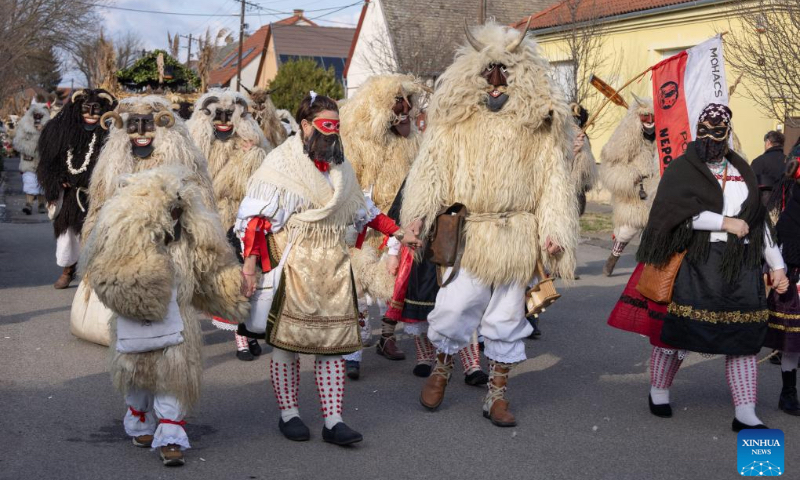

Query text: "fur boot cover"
[571, 124, 597, 194]
[82, 95, 216, 241]
[247, 88, 287, 148]
[37, 89, 117, 238]
[14, 104, 50, 171]
[599, 97, 659, 230]
[188, 89, 271, 228]
[401, 22, 579, 285]
[81, 165, 249, 409]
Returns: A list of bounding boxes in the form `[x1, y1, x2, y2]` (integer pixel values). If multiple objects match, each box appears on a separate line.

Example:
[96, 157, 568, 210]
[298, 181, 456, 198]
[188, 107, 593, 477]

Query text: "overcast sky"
[62, 0, 363, 87]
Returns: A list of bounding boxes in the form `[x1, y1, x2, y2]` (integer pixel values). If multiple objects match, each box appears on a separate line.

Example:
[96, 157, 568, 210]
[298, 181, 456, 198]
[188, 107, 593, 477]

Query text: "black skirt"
[402, 258, 439, 322]
[660, 243, 768, 355]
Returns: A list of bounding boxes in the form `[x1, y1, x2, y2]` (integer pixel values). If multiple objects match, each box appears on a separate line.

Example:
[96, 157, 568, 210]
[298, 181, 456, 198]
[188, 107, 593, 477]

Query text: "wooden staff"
[582, 66, 652, 132]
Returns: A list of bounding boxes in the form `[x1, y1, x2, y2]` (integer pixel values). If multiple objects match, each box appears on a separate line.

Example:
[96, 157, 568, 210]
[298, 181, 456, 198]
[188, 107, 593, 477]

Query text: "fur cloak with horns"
[14, 103, 50, 172]
[401, 22, 579, 285]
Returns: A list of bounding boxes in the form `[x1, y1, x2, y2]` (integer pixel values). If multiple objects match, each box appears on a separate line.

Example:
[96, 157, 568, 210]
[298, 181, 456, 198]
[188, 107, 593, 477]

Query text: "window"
[220, 54, 237, 68]
[231, 48, 256, 67]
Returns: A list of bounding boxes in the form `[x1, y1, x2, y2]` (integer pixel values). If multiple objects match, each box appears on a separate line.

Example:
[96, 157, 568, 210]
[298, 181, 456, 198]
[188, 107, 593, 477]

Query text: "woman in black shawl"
[763, 144, 800, 416]
[619, 104, 788, 431]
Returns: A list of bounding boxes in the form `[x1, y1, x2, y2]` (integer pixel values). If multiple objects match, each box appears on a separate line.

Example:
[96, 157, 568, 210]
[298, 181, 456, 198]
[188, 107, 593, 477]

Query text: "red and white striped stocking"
[458, 337, 482, 375]
[235, 333, 249, 351]
[414, 333, 436, 366]
[270, 348, 299, 422]
[726, 354, 762, 425]
[315, 356, 345, 429]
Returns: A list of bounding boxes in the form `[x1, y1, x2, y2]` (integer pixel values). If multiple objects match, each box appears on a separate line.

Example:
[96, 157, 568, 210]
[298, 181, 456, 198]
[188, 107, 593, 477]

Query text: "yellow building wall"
[257, 40, 279, 88]
[534, 4, 778, 162]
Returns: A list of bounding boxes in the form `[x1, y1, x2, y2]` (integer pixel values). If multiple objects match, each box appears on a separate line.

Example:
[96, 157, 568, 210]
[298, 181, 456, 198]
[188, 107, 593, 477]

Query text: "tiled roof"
[209, 14, 316, 87]
[375, 0, 557, 78]
[271, 24, 355, 58]
[513, 0, 724, 31]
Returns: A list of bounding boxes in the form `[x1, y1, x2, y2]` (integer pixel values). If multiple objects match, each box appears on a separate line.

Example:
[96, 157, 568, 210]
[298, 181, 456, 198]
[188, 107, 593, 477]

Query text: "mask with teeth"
[127, 114, 156, 158]
[390, 95, 412, 137]
[213, 108, 235, 140]
[482, 63, 509, 112]
[640, 113, 655, 141]
[33, 113, 44, 131]
[81, 102, 106, 131]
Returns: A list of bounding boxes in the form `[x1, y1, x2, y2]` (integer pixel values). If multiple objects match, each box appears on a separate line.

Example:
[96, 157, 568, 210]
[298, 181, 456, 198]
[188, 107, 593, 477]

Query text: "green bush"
[269, 58, 344, 116]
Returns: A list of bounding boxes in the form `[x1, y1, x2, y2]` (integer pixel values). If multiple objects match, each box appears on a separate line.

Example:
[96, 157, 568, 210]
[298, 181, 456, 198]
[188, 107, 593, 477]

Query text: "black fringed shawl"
[636, 141, 770, 283]
[774, 182, 800, 269]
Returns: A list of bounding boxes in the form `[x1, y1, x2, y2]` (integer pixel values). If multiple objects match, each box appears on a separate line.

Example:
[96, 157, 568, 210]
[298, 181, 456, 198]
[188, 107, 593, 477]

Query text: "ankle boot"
[483, 361, 517, 427]
[22, 203, 32, 215]
[54, 264, 76, 289]
[779, 369, 800, 416]
[376, 335, 406, 360]
[420, 353, 453, 410]
[603, 254, 620, 277]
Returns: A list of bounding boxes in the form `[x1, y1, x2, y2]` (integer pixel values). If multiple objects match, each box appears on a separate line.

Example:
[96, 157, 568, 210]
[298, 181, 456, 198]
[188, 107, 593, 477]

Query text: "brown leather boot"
[159, 444, 185, 466]
[420, 353, 453, 410]
[376, 336, 406, 360]
[132, 434, 153, 448]
[602, 254, 620, 277]
[483, 361, 517, 427]
[53, 264, 76, 289]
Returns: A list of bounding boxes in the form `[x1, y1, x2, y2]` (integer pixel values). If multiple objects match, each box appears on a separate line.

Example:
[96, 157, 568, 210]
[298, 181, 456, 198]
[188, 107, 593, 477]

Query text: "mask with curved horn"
[100, 111, 123, 130]
[97, 91, 117, 109]
[464, 20, 486, 51]
[154, 110, 176, 128]
[235, 97, 250, 116]
[241, 85, 253, 95]
[631, 93, 645, 107]
[201, 96, 219, 115]
[507, 16, 532, 53]
[71, 89, 87, 104]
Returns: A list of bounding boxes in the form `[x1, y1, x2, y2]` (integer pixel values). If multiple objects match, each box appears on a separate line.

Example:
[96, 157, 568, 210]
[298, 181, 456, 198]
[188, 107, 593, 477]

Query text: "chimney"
[294, 9, 304, 17]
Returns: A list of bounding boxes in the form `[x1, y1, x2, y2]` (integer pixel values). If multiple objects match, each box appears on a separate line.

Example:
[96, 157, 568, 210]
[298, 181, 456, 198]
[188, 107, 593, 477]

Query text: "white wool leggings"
[56, 228, 80, 267]
[270, 347, 346, 429]
[124, 389, 189, 450]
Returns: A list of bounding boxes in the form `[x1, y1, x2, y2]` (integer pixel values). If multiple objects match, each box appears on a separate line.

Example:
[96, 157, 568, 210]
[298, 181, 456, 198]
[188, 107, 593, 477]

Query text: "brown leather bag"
[636, 250, 687, 304]
[426, 203, 467, 287]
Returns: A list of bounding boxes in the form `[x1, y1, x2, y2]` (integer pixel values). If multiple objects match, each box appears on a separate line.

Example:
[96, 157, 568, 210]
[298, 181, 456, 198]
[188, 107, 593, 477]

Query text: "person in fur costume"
[81, 165, 249, 466]
[400, 21, 579, 427]
[599, 95, 658, 276]
[37, 88, 117, 289]
[339, 74, 426, 377]
[82, 95, 215, 240]
[187, 88, 271, 360]
[235, 93, 418, 445]
[569, 102, 597, 216]
[13, 103, 50, 215]
[244, 87, 288, 148]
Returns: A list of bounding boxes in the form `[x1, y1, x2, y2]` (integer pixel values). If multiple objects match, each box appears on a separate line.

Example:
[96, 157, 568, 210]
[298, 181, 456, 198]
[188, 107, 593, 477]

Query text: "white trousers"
[124, 389, 190, 450]
[56, 228, 80, 267]
[427, 268, 532, 364]
[21, 172, 43, 195]
[613, 225, 641, 244]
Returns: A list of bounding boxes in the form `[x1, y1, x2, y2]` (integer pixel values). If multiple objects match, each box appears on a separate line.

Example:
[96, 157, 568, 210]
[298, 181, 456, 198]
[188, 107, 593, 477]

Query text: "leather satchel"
[426, 203, 467, 287]
[636, 250, 687, 304]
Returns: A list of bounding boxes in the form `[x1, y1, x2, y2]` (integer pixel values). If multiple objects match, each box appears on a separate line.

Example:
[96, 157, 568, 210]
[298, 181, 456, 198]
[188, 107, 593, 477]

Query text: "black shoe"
[464, 370, 489, 387]
[236, 349, 255, 361]
[247, 338, 262, 356]
[648, 394, 672, 418]
[22, 204, 32, 215]
[732, 417, 768, 432]
[413, 363, 432, 377]
[322, 422, 363, 446]
[779, 369, 800, 416]
[38, 203, 46, 214]
[345, 360, 360, 380]
[279, 417, 310, 441]
[770, 350, 782, 365]
[527, 317, 542, 339]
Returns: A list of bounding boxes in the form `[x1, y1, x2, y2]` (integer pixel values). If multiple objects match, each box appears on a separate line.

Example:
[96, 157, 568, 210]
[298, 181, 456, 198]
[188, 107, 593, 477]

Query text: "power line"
[80, 2, 238, 17]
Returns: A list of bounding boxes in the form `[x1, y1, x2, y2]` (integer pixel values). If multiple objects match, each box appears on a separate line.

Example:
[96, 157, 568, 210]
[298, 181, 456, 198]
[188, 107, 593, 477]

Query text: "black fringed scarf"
[771, 181, 800, 269]
[636, 141, 770, 283]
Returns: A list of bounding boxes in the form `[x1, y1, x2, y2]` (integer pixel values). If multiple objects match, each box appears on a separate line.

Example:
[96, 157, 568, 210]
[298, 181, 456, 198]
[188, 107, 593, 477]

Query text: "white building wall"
[228, 60, 260, 92]
[345, 0, 398, 98]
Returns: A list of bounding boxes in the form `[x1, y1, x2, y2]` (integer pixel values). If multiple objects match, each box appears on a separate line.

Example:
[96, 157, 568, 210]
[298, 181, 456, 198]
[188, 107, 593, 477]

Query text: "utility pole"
[236, 0, 261, 92]
[479, 0, 486, 24]
[180, 33, 195, 66]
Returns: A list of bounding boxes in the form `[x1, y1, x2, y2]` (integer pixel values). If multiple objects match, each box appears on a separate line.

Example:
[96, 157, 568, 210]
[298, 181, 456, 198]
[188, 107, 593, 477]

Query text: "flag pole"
[583, 66, 653, 132]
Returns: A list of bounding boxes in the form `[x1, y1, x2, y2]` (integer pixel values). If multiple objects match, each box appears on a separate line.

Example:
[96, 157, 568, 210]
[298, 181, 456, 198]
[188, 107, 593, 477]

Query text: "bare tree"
[357, 22, 453, 83]
[726, 0, 800, 128]
[197, 28, 232, 92]
[116, 32, 144, 70]
[547, 0, 624, 134]
[0, 0, 99, 99]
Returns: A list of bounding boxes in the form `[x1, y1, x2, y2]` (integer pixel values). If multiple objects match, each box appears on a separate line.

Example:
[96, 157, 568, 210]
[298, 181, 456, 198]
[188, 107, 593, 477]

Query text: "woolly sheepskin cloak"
[188, 89, 271, 229]
[81, 166, 249, 409]
[599, 98, 659, 230]
[401, 23, 579, 286]
[13, 104, 50, 171]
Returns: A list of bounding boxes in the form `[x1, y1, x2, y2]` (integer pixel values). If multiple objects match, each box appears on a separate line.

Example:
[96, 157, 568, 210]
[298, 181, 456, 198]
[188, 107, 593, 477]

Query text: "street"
[1, 159, 797, 480]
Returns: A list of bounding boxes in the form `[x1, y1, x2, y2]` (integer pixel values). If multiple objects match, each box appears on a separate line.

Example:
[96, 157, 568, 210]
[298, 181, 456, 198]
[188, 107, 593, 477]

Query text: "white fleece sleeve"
[764, 227, 786, 271]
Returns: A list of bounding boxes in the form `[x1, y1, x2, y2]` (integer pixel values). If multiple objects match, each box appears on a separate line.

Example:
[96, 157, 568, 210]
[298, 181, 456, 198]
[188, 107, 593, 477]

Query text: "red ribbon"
[313, 160, 329, 172]
[159, 418, 187, 427]
[355, 213, 399, 250]
[129, 406, 147, 423]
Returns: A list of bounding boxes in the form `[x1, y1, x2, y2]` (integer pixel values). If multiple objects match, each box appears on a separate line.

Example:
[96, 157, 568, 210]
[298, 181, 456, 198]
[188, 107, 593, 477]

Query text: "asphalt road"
[1, 158, 797, 480]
